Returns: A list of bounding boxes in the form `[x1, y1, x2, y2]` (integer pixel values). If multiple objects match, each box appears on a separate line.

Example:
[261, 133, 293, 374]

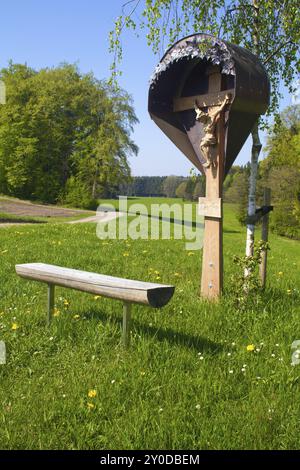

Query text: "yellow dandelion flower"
[174, 272, 181, 277]
[11, 323, 19, 331]
[73, 314, 80, 320]
[123, 252, 129, 257]
[94, 295, 101, 300]
[140, 371, 146, 376]
[278, 272, 283, 276]
[246, 344, 255, 352]
[53, 308, 60, 317]
[87, 402, 95, 409]
[187, 252, 195, 256]
[154, 270, 160, 275]
[287, 289, 292, 295]
[88, 389, 97, 398]
[63, 300, 70, 307]
[156, 276, 161, 281]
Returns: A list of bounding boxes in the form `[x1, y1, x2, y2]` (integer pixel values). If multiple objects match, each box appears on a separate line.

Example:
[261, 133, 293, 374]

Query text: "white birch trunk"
[244, 120, 262, 276]
[244, 0, 261, 278]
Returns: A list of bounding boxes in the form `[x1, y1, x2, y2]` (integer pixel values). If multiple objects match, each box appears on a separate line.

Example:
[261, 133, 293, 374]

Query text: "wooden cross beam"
[173, 89, 234, 112]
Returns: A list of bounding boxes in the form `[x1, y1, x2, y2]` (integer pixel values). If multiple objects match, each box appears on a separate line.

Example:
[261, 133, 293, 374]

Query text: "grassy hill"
[0, 200, 299, 449]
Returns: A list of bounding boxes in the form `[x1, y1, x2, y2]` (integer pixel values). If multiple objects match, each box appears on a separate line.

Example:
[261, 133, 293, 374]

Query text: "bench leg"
[47, 284, 55, 326]
[122, 302, 132, 348]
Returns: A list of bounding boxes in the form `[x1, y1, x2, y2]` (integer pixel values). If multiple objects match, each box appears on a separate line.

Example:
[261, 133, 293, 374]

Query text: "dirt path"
[0, 197, 124, 227]
[0, 198, 92, 218]
[68, 211, 124, 224]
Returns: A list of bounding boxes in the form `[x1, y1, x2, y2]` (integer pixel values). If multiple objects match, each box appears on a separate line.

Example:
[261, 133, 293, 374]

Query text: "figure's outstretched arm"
[210, 93, 231, 120]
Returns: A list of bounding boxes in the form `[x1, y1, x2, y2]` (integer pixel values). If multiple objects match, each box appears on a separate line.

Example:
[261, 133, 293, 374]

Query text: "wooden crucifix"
[197, 66, 231, 300]
[172, 65, 232, 300]
[149, 34, 270, 302]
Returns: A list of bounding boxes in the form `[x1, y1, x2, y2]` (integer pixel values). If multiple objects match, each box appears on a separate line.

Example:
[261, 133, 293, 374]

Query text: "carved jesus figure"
[195, 94, 231, 169]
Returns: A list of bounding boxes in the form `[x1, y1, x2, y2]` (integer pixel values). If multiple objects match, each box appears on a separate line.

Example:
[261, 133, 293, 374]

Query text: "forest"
[0, 63, 138, 208]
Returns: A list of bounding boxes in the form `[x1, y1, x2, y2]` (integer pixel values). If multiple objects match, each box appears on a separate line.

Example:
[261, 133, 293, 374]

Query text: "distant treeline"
[120, 176, 167, 197]
[119, 175, 206, 200]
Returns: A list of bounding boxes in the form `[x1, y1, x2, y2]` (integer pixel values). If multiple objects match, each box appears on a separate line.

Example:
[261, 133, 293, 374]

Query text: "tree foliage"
[261, 105, 300, 238]
[262, 105, 300, 171]
[193, 179, 205, 199]
[110, 0, 300, 117]
[224, 168, 249, 223]
[175, 181, 187, 199]
[162, 175, 184, 197]
[224, 105, 300, 238]
[0, 63, 138, 206]
[120, 176, 166, 196]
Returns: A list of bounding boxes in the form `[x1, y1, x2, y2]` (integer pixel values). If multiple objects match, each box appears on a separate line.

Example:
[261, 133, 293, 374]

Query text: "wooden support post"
[47, 284, 55, 325]
[122, 302, 132, 348]
[259, 188, 271, 288]
[200, 67, 224, 300]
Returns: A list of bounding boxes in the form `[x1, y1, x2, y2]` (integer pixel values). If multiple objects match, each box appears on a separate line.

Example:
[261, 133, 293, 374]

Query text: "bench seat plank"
[16, 263, 175, 308]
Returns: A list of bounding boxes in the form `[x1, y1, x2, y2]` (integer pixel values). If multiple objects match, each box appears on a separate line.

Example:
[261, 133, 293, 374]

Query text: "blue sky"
[0, 0, 295, 176]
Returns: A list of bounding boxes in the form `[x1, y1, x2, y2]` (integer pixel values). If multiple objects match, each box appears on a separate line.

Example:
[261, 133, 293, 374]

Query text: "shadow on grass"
[98, 207, 241, 234]
[0, 217, 45, 224]
[84, 308, 222, 353]
[128, 211, 204, 229]
[223, 229, 241, 234]
[98, 206, 204, 229]
[134, 320, 222, 353]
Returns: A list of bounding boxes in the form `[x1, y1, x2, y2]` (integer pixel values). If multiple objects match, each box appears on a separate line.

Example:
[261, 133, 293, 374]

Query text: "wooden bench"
[15, 263, 175, 347]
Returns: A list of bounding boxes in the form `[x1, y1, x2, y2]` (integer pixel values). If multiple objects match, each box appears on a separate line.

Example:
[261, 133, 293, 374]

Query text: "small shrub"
[61, 176, 98, 210]
[229, 241, 269, 311]
[270, 202, 300, 240]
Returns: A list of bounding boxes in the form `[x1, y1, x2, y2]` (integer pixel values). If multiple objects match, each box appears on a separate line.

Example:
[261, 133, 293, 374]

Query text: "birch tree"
[110, 0, 300, 263]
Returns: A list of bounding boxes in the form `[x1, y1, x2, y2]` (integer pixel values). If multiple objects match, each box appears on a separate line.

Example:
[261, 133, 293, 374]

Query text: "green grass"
[0, 211, 92, 225]
[0, 212, 45, 224]
[0, 201, 299, 449]
[99, 197, 239, 229]
[99, 196, 198, 216]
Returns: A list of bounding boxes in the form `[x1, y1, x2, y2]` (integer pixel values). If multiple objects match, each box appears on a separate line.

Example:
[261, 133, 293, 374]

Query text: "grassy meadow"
[0, 198, 299, 449]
